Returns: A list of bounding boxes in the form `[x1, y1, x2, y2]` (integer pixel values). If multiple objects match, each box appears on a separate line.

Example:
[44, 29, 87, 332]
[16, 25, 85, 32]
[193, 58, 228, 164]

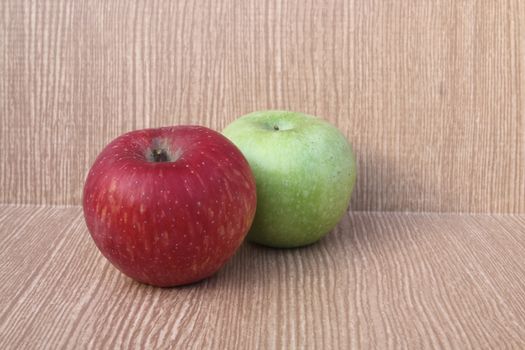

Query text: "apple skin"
[83, 126, 257, 287]
[223, 111, 356, 248]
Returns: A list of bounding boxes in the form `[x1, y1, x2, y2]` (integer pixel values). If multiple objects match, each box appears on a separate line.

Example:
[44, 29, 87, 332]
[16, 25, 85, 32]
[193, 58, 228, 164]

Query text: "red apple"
[82, 126, 257, 287]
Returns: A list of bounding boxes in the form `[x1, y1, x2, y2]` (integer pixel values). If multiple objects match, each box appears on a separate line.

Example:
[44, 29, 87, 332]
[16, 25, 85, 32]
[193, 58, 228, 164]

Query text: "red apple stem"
[151, 148, 171, 162]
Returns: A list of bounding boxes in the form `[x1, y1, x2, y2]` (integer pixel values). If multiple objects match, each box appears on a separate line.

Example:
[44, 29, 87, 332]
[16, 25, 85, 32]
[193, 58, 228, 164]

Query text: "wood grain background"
[1, 0, 524, 213]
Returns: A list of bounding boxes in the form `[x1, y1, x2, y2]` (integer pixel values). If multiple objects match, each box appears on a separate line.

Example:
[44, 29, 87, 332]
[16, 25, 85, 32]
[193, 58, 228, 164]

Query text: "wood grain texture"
[0, 205, 524, 349]
[1, 0, 524, 212]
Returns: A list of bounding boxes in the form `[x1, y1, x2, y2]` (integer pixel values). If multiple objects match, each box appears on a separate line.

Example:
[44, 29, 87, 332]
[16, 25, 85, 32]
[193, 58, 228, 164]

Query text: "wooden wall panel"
[1, 0, 524, 213]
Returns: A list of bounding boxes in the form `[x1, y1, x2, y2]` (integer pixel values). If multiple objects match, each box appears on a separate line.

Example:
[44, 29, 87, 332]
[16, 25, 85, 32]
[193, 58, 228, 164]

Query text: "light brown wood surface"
[2, 1, 525, 349]
[1, 0, 524, 212]
[0, 205, 524, 349]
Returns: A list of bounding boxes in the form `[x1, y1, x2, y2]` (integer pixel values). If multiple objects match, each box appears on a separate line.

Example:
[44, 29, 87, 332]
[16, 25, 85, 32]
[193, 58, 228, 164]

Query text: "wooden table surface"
[1, 205, 524, 349]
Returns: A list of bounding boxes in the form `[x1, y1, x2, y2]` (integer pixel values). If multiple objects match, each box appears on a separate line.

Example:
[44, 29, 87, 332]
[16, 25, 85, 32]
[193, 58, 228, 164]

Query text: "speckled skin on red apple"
[83, 126, 257, 287]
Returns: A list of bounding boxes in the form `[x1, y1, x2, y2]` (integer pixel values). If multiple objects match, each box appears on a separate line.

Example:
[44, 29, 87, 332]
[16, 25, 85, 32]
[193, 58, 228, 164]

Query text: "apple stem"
[152, 148, 170, 162]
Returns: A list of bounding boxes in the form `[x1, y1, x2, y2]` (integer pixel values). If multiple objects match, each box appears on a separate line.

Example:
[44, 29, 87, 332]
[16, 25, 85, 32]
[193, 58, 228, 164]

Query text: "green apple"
[223, 110, 356, 248]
